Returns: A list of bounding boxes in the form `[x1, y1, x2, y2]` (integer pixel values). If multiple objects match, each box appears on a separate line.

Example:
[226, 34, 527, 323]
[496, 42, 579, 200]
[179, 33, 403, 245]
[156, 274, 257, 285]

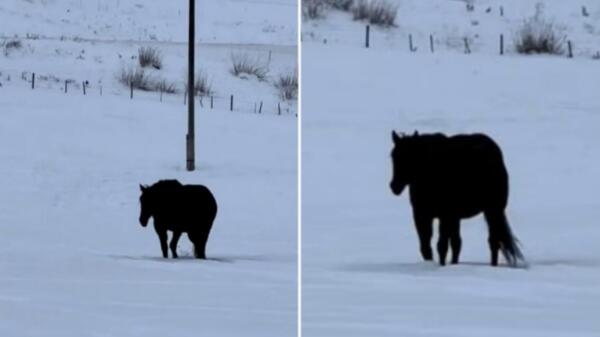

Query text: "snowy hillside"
[1, 0, 298, 114]
[302, 1, 600, 336]
[0, 0, 297, 336]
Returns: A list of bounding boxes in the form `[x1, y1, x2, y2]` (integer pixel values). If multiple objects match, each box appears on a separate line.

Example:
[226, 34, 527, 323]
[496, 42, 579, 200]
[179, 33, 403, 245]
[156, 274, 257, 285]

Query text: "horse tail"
[497, 213, 526, 268]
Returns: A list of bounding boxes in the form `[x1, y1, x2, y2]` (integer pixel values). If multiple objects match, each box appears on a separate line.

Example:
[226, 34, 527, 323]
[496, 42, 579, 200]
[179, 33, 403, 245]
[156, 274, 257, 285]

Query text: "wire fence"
[0, 68, 297, 117]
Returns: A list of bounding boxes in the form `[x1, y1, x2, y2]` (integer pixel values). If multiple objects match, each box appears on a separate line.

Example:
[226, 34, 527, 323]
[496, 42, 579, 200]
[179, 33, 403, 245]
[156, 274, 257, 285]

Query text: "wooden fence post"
[130, 82, 134, 99]
[568, 40, 573, 58]
[82, 81, 86, 95]
[31, 73, 35, 89]
[278, 102, 281, 115]
[500, 34, 504, 55]
[259, 101, 263, 114]
[210, 95, 214, 109]
[64, 80, 68, 93]
[409, 34, 417, 52]
[464, 37, 471, 54]
[429, 34, 434, 53]
[365, 25, 370, 48]
[230, 95, 233, 111]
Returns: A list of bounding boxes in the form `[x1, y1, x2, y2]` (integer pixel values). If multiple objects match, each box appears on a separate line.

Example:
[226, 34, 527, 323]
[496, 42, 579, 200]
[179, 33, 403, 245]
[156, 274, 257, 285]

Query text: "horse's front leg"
[448, 219, 462, 264]
[413, 210, 434, 261]
[170, 231, 182, 258]
[437, 218, 453, 266]
[154, 224, 168, 258]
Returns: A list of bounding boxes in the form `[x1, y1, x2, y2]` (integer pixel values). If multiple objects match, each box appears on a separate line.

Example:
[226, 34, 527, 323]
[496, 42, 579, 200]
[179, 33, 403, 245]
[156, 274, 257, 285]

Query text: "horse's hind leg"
[484, 210, 502, 266]
[188, 230, 209, 259]
[170, 231, 182, 258]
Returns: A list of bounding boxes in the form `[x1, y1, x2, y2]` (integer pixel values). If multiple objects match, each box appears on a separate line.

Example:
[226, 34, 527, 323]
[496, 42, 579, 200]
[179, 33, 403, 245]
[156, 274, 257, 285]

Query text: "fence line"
[0, 69, 296, 117]
[360, 27, 594, 60]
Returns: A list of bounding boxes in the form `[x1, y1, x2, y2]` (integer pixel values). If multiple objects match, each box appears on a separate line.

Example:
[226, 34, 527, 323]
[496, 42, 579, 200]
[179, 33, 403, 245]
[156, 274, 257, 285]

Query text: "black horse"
[139, 180, 217, 259]
[390, 131, 524, 267]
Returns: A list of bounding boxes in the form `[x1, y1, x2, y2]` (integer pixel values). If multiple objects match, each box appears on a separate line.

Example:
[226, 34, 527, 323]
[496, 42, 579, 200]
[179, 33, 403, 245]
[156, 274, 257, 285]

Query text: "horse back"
[410, 133, 508, 216]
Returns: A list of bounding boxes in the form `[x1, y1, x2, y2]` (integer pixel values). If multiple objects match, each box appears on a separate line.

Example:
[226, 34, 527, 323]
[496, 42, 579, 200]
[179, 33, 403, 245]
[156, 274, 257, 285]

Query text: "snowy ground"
[0, 84, 297, 337]
[302, 1, 600, 336]
[0, 0, 297, 336]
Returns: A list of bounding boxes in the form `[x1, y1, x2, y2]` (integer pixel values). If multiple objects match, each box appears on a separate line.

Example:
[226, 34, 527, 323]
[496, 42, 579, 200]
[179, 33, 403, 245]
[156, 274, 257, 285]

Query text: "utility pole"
[186, 0, 195, 171]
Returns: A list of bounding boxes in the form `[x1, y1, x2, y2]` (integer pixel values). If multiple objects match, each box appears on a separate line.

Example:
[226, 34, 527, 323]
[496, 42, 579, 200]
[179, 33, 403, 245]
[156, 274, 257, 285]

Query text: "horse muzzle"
[139, 216, 149, 227]
[390, 181, 406, 196]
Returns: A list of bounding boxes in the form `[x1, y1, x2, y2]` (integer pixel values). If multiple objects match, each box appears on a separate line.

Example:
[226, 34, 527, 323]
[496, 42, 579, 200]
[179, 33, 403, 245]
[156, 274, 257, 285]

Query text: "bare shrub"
[138, 46, 162, 69]
[274, 71, 298, 101]
[185, 71, 214, 96]
[3, 39, 23, 56]
[327, 0, 354, 11]
[230, 52, 269, 81]
[152, 78, 178, 94]
[514, 16, 565, 55]
[352, 0, 397, 27]
[303, 0, 326, 20]
[118, 66, 152, 91]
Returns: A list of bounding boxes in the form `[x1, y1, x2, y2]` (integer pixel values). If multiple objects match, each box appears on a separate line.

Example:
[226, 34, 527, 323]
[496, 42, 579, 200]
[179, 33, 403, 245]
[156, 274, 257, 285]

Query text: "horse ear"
[413, 130, 419, 137]
[392, 130, 401, 143]
[140, 184, 146, 192]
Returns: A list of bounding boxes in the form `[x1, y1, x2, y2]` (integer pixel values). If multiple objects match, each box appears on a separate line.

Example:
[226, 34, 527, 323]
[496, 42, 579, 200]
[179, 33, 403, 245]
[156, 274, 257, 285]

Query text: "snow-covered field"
[1, 0, 298, 115]
[1, 0, 297, 336]
[302, 1, 600, 336]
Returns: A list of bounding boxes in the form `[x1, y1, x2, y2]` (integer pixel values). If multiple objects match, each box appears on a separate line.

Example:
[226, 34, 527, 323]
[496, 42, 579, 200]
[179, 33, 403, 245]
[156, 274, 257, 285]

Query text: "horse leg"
[484, 211, 502, 266]
[437, 219, 452, 266]
[154, 227, 168, 258]
[188, 231, 207, 259]
[413, 211, 433, 261]
[449, 219, 462, 264]
[169, 231, 182, 258]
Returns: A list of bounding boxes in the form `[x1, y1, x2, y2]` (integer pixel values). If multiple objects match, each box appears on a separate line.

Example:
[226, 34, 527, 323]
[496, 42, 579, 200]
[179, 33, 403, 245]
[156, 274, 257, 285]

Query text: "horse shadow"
[107, 253, 276, 264]
[337, 257, 600, 274]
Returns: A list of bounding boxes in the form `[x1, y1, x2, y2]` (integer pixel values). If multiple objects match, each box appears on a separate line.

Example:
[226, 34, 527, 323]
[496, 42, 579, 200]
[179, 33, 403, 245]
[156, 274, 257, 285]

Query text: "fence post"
[259, 101, 263, 114]
[500, 6, 504, 16]
[130, 82, 134, 99]
[568, 40, 573, 58]
[464, 37, 471, 54]
[409, 34, 417, 52]
[31, 73, 35, 89]
[278, 102, 281, 115]
[429, 34, 434, 53]
[210, 95, 214, 109]
[365, 25, 370, 48]
[230, 95, 233, 111]
[500, 34, 504, 55]
[82, 81, 86, 95]
[64, 80, 68, 93]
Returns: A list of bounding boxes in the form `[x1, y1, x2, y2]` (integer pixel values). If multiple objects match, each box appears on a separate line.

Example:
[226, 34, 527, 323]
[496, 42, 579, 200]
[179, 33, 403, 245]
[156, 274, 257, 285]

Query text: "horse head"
[390, 130, 418, 195]
[139, 184, 152, 227]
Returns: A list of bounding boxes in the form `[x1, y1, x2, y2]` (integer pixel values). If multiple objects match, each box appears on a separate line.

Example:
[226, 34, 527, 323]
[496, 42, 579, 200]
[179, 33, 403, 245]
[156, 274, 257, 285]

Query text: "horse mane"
[146, 179, 183, 195]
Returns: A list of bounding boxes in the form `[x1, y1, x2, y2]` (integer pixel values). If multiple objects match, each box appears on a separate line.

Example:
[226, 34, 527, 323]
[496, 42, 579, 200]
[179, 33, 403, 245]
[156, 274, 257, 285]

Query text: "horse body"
[390, 131, 524, 267]
[139, 180, 217, 259]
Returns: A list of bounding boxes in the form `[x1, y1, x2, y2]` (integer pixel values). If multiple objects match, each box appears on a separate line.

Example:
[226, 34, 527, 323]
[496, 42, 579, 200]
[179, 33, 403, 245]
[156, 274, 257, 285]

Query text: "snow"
[0, 0, 297, 336]
[302, 1, 600, 336]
